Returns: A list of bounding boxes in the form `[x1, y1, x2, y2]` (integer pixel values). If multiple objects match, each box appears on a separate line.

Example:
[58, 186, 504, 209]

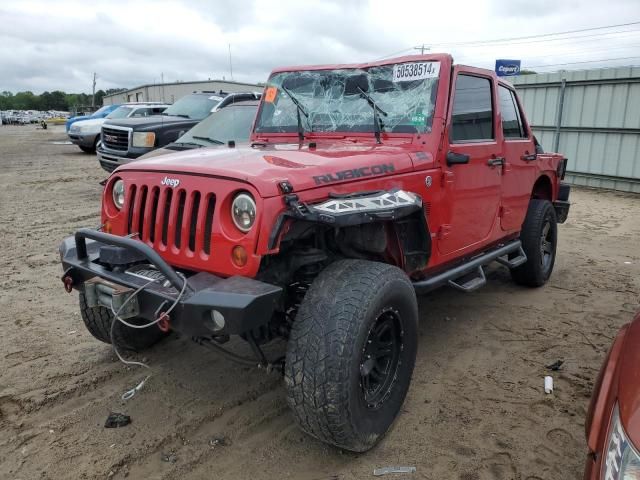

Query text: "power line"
[524, 56, 640, 69]
[442, 28, 640, 49]
[430, 20, 640, 47]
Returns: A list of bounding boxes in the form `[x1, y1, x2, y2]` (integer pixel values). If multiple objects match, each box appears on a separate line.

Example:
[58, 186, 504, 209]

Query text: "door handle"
[446, 151, 470, 166]
[487, 157, 505, 167]
[521, 153, 537, 161]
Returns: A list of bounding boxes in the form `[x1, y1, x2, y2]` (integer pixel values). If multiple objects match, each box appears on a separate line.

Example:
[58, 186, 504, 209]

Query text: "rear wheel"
[511, 199, 558, 287]
[285, 260, 418, 452]
[78, 293, 166, 351]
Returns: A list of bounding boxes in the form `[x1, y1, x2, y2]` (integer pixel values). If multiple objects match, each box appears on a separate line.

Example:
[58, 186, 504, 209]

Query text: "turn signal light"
[231, 245, 247, 267]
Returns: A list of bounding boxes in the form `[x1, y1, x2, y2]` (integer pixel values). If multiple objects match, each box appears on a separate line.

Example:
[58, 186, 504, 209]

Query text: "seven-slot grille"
[126, 184, 216, 255]
[102, 127, 129, 151]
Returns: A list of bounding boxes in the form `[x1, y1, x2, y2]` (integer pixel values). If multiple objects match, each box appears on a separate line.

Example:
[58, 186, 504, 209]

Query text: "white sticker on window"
[209, 95, 223, 101]
[392, 62, 440, 82]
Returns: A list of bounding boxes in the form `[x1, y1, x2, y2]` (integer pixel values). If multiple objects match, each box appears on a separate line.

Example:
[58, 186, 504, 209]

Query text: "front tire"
[511, 199, 558, 287]
[284, 260, 418, 452]
[79, 293, 166, 351]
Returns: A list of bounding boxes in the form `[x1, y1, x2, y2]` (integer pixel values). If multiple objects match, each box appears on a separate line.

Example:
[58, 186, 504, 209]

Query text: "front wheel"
[284, 260, 418, 452]
[511, 199, 558, 287]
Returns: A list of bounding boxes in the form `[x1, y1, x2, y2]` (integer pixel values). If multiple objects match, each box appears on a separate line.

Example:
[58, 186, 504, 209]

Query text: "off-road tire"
[285, 260, 418, 452]
[511, 199, 558, 287]
[79, 292, 165, 351]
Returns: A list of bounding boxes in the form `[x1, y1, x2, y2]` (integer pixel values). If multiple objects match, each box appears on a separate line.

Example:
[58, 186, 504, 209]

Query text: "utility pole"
[161, 72, 165, 102]
[228, 44, 234, 81]
[91, 72, 97, 108]
[414, 44, 430, 55]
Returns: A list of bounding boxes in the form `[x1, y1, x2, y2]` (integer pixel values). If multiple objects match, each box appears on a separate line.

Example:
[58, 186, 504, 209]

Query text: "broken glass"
[255, 61, 440, 136]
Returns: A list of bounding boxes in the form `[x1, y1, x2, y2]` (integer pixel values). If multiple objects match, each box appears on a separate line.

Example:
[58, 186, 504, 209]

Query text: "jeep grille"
[102, 127, 129, 151]
[126, 184, 216, 255]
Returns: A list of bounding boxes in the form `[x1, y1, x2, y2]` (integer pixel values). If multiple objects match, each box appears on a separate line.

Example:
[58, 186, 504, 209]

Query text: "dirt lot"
[0, 124, 639, 480]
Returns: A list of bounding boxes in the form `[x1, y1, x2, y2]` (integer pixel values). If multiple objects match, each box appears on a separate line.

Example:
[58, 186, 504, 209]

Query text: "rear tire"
[511, 199, 558, 287]
[285, 260, 418, 452]
[79, 293, 166, 351]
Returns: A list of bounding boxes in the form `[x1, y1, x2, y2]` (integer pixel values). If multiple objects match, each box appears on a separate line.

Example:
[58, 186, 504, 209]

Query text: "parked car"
[59, 54, 570, 452]
[583, 311, 640, 479]
[65, 104, 120, 132]
[68, 103, 170, 153]
[97, 91, 261, 172]
[137, 99, 259, 160]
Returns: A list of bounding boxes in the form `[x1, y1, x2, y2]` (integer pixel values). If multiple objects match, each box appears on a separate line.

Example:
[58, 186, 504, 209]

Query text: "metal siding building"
[103, 80, 263, 105]
[513, 67, 640, 193]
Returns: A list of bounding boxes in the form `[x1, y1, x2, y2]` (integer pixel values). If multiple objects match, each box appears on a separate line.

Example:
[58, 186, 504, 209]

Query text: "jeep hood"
[116, 142, 427, 197]
[617, 313, 640, 448]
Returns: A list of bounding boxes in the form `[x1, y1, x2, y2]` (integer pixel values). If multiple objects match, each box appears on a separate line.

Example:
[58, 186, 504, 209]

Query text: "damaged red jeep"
[60, 54, 570, 452]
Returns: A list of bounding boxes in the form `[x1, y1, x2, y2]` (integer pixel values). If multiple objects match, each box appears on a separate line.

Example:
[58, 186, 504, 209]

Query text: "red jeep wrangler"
[60, 54, 570, 452]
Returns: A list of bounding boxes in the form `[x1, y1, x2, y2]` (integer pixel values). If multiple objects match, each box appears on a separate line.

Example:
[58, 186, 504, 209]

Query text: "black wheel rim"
[359, 307, 403, 410]
[540, 219, 555, 271]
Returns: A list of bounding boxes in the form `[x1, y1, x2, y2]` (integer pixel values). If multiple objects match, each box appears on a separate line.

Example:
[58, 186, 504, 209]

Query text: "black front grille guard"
[74, 228, 187, 292]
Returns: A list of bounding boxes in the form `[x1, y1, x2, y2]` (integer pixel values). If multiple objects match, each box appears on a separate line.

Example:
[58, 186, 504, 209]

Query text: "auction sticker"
[392, 62, 440, 82]
[264, 86, 278, 103]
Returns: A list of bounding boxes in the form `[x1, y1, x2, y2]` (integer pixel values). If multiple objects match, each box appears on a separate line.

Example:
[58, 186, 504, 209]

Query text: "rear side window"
[451, 75, 493, 142]
[498, 86, 525, 138]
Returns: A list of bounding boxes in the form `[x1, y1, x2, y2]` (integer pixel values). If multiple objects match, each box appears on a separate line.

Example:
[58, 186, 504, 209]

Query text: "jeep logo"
[161, 176, 180, 188]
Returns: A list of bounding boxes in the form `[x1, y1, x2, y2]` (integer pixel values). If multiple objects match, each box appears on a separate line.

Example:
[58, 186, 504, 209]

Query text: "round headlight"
[231, 193, 256, 232]
[112, 179, 125, 210]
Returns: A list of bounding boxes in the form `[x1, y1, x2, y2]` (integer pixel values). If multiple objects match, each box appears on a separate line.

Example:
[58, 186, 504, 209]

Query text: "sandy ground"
[0, 124, 639, 480]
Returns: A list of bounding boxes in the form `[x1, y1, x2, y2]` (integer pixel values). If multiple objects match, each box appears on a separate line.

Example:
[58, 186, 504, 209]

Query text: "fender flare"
[268, 189, 431, 273]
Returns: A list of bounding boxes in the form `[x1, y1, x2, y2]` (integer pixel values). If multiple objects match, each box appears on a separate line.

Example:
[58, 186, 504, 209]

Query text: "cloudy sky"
[1, 0, 639, 94]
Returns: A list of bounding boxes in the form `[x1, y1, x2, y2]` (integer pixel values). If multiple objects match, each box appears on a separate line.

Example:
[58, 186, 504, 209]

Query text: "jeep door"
[438, 68, 502, 256]
[496, 84, 537, 231]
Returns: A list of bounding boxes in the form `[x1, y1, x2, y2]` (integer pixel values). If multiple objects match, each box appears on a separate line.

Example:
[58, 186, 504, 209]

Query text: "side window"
[451, 75, 494, 142]
[131, 108, 150, 117]
[498, 86, 525, 138]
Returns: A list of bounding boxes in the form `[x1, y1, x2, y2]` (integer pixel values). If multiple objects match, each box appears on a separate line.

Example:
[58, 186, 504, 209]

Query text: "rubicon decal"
[313, 163, 395, 185]
[161, 176, 180, 188]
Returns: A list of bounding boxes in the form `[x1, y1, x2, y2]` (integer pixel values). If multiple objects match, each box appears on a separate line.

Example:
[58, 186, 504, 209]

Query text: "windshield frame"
[253, 57, 444, 140]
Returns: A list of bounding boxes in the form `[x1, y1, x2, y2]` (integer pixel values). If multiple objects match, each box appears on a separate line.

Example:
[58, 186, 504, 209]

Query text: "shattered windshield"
[255, 61, 440, 135]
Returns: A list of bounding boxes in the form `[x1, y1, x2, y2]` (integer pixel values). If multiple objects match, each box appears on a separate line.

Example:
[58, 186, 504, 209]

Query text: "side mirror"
[446, 151, 470, 166]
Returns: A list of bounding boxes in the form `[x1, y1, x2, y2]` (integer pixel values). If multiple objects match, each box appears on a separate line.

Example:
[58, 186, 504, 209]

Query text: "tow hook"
[157, 312, 171, 332]
[63, 276, 74, 293]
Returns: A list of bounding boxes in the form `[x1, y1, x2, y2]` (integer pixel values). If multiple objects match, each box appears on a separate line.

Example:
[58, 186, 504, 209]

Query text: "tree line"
[0, 88, 127, 112]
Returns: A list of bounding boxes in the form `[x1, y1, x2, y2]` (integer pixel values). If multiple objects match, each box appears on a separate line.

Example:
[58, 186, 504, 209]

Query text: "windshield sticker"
[264, 87, 278, 103]
[392, 62, 440, 82]
[410, 113, 426, 126]
[209, 95, 223, 101]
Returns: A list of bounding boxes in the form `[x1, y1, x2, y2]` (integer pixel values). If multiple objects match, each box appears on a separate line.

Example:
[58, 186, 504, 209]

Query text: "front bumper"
[69, 132, 99, 148]
[59, 229, 282, 337]
[97, 147, 151, 172]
